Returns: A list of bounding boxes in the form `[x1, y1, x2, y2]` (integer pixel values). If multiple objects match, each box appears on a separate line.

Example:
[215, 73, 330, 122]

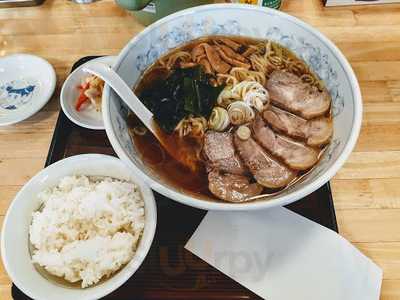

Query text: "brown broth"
[131, 129, 213, 199]
[131, 35, 332, 201]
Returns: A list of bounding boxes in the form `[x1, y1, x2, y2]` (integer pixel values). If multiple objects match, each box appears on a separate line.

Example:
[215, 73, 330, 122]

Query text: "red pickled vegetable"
[75, 82, 90, 111]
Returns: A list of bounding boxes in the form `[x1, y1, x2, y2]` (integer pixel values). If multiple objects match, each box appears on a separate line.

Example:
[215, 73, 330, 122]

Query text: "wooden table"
[1, 0, 399, 299]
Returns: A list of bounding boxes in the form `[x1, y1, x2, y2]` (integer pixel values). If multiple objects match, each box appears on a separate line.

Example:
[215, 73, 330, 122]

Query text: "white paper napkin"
[185, 207, 382, 300]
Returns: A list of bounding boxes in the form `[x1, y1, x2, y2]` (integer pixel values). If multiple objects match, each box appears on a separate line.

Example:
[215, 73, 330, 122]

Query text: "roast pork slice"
[266, 70, 331, 119]
[203, 131, 248, 176]
[234, 134, 297, 189]
[306, 118, 334, 146]
[263, 106, 333, 147]
[208, 170, 263, 203]
[252, 115, 319, 170]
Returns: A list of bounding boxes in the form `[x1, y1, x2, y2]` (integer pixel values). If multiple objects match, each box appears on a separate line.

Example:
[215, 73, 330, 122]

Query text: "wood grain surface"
[1, 0, 399, 299]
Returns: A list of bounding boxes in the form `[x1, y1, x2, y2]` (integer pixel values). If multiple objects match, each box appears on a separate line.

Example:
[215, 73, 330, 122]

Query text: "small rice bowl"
[29, 175, 145, 288]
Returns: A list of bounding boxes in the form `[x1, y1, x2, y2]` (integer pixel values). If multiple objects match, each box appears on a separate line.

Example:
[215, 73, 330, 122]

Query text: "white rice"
[29, 175, 145, 288]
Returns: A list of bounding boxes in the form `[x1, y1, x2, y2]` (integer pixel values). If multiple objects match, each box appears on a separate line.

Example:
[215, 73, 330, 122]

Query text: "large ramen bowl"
[102, 4, 362, 211]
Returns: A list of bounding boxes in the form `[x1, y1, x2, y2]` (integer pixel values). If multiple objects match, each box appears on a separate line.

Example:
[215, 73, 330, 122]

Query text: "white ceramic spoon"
[83, 61, 157, 136]
[83, 62, 201, 172]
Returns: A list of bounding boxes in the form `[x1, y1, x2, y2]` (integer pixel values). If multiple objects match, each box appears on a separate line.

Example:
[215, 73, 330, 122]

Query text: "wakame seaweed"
[139, 66, 225, 134]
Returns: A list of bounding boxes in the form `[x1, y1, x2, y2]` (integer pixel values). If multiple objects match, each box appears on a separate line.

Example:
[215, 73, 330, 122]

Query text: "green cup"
[116, 0, 214, 25]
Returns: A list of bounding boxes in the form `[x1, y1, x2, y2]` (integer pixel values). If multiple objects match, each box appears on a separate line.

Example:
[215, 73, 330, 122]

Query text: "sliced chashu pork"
[208, 170, 263, 203]
[266, 70, 331, 120]
[234, 133, 297, 189]
[203, 131, 248, 176]
[252, 115, 318, 170]
[263, 106, 333, 146]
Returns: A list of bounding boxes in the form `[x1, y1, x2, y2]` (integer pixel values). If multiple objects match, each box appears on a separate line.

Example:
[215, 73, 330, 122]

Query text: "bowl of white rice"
[1, 154, 157, 300]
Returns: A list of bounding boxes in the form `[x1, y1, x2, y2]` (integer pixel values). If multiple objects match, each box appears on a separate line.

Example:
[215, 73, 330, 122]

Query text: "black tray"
[12, 56, 338, 300]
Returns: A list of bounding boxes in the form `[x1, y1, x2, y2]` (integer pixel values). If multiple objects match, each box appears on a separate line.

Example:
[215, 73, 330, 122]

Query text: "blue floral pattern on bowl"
[0, 79, 38, 111]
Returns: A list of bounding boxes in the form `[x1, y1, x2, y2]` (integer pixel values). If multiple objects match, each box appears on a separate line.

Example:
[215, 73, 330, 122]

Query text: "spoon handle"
[83, 62, 156, 135]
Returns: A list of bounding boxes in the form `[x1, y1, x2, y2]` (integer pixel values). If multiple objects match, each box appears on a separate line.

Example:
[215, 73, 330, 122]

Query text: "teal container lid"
[117, 0, 214, 26]
[262, 0, 282, 9]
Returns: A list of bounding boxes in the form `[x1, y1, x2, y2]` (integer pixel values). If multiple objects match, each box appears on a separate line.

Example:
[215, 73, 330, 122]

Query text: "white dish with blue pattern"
[102, 4, 363, 211]
[0, 54, 56, 126]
